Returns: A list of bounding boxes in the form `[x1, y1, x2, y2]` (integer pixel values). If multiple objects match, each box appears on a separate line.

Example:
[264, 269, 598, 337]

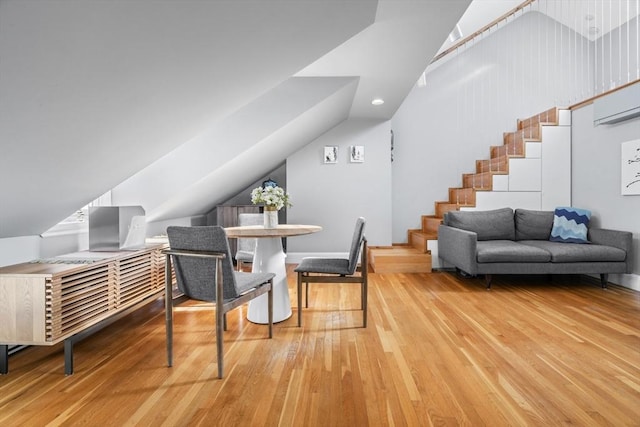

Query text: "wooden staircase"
[368, 107, 560, 273]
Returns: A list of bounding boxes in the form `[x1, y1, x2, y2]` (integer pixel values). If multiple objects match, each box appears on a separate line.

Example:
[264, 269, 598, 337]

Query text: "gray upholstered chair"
[164, 226, 275, 379]
[294, 217, 367, 327]
[234, 213, 263, 271]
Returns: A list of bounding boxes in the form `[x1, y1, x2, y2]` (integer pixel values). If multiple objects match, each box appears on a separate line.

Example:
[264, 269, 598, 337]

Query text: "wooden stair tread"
[434, 202, 461, 217]
[462, 172, 494, 190]
[371, 247, 427, 255]
[408, 229, 431, 253]
[448, 187, 476, 206]
[421, 217, 442, 234]
[368, 246, 431, 273]
[518, 107, 558, 129]
[477, 156, 509, 173]
[503, 125, 542, 144]
[408, 229, 438, 241]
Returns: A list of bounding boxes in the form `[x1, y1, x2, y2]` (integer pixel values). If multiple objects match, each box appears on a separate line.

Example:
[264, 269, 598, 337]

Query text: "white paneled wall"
[508, 159, 542, 191]
[540, 110, 572, 209]
[469, 191, 543, 211]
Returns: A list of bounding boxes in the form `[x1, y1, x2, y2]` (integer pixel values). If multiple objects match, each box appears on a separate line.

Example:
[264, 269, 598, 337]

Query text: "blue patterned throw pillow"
[549, 207, 591, 243]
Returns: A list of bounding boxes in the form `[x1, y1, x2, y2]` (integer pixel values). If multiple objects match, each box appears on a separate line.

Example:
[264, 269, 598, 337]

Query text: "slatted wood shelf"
[0, 244, 166, 347]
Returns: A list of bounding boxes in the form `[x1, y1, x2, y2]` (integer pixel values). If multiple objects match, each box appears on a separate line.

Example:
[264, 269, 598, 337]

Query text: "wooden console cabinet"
[0, 244, 166, 374]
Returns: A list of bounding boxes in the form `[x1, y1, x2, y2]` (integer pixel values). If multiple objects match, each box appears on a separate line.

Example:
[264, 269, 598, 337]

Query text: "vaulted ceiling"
[0, 0, 473, 237]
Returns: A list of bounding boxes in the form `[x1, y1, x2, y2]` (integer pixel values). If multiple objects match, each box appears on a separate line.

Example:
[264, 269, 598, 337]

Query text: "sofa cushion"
[476, 241, 551, 263]
[519, 240, 627, 263]
[446, 208, 515, 241]
[549, 207, 591, 243]
[515, 209, 554, 240]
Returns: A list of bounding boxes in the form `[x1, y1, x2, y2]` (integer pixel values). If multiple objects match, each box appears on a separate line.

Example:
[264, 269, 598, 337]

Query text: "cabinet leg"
[64, 339, 74, 375]
[1, 345, 8, 374]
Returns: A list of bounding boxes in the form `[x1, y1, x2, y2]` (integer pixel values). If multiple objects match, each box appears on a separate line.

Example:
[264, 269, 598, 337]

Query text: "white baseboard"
[585, 273, 640, 291]
[608, 273, 640, 292]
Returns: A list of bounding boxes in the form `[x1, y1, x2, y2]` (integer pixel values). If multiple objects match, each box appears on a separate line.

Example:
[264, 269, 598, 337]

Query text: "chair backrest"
[347, 217, 366, 274]
[167, 226, 238, 302]
[237, 213, 263, 252]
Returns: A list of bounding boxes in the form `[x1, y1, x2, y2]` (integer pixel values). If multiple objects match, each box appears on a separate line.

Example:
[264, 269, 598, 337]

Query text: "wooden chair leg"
[362, 280, 367, 328]
[216, 300, 225, 379]
[165, 255, 174, 367]
[165, 305, 173, 367]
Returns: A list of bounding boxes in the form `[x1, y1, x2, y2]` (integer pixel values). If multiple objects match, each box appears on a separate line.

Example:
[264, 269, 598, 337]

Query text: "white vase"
[264, 208, 278, 229]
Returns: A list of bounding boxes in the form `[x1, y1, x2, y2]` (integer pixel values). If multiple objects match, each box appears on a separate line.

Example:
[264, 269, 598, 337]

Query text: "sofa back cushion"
[515, 209, 554, 240]
[444, 208, 515, 241]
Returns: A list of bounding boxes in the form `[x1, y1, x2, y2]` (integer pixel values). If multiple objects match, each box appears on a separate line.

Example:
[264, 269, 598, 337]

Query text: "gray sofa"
[437, 207, 632, 289]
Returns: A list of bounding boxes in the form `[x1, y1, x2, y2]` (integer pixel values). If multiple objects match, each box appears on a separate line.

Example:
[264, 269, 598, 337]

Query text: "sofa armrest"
[589, 228, 633, 273]
[438, 224, 478, 275]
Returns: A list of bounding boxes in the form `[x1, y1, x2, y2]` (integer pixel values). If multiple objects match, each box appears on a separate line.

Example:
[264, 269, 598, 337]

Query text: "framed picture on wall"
[349, 146, 365, 163]
[324, 146, 338, 164]
[621, 139, 640, 195]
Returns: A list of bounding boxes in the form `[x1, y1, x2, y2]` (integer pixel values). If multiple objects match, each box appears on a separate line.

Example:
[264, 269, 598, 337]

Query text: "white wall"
[595, 16, 640, 94]
[391, 11, 590, 243]
[0, 231, 89, 268]
[286, 119, 392, 260]
[0, 236, 40, 267]
[572, 105, 640, 289]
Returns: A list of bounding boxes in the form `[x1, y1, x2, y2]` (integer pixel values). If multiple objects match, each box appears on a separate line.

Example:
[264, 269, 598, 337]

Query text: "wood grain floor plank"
[1, 269, 639, 426]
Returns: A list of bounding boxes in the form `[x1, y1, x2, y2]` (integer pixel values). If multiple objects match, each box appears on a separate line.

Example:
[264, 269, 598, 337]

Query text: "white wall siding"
[391, 11, 586, 242]
[540, 125, 572, 210]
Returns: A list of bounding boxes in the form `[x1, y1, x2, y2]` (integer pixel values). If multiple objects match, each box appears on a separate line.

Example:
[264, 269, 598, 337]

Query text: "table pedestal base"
[247, 237, 291, 324]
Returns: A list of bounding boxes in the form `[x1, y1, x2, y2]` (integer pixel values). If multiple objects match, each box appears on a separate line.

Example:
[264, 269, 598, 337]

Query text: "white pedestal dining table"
[224, 224, 322, 324]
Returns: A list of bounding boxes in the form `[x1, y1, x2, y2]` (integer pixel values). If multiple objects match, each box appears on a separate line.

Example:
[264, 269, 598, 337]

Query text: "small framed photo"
[349, 145, 364, 163]
[324, 146, 338, 164]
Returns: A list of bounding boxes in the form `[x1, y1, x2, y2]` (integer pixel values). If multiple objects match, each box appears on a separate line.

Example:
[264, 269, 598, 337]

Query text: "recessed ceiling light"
[371, 98, 384, 106]
[588, 26, 600, 35]
[585, 14, 595, 22]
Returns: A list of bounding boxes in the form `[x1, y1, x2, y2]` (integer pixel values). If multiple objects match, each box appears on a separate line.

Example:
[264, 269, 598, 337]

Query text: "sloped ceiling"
[0, 0, 471, 237]
[114, 76, 360, 222]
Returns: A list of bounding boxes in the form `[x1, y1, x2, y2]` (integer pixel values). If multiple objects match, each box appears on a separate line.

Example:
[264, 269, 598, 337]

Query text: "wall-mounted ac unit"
[593, 82, 640, 126]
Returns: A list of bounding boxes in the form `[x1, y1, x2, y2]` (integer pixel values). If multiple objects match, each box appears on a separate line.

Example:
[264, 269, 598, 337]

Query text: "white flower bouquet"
[250, 185, 292, 210]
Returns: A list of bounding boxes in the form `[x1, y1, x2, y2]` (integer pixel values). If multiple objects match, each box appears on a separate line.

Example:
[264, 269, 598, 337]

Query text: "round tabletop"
[224, 224, 322, 238]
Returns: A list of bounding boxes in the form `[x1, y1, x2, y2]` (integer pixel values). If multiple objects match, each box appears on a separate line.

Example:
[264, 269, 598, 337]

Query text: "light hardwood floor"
[1, 267, 639, 426]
